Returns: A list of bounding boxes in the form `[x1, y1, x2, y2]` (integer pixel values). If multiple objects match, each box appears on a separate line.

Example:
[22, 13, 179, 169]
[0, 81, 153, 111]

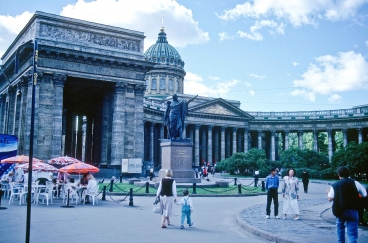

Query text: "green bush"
[320, 168, 336, 179]
[294, 168, 320, 179]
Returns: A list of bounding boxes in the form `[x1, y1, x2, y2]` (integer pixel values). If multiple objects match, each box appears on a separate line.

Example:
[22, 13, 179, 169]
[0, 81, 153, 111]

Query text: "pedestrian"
[254, 170, 259, 187]
[301, 169, 309, 193]
[265, 168, 280, 219]
[176, 189, 193, 229]
[358, 187, 368, 226]
[282, 169, 300, 220]
[327, 166, 367, 243]
[156, 169, 177, 228]
[149, 168, 154, 181]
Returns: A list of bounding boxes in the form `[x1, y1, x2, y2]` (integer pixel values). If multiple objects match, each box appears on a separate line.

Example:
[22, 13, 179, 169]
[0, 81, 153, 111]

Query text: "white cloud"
[60, 0, 209, 50]
[217, 0, 367, 27]
[244, 81, 252, 87]
[292, 62, 299, 66]
[250, 73, 267, 80]
[219, 32, 234, 41]
[0, 11, 33, 57]
[237, 19, 284, 41]
[208, 76, 220, 80]
[249, 90, 255, 96]
[328, 94, 342, 103]
[184, 72, 238, 98]
[291, 51, 368, 100]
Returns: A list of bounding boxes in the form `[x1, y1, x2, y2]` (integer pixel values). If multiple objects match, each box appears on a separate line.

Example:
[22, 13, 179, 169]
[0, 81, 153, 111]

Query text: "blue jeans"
[181, 211, 192, 225]
[336, 210, 359, 243]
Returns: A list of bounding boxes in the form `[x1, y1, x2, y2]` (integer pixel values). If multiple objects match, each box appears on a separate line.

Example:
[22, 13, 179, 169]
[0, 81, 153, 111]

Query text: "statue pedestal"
[159, 139, 201, 183]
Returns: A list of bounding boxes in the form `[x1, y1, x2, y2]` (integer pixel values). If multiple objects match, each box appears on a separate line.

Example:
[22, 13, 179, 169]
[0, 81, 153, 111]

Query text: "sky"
[0, 0, 368, 112]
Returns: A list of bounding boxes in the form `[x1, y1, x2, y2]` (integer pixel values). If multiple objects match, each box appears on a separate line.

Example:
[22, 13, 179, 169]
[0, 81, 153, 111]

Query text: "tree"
[279, 147, 329, 171]
[331, 142, 368, 180]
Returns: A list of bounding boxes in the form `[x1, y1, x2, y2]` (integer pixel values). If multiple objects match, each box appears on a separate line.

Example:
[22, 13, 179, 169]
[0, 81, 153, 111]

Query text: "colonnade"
[144, 121, 367, 167]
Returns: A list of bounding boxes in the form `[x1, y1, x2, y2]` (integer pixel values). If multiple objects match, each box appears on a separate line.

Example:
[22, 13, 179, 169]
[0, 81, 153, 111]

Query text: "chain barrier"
[200, 186, 238, 194]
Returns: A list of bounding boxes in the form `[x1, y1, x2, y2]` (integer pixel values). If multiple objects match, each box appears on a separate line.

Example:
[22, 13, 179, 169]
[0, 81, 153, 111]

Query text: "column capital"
[221, 126, 227, 131]
[233, 127, 238, 132]
[208, 125, 214, 130]
[195, 124, 201, 129]
[271, 130, 276, 134]
[115, 82, 127, 92]
[52, 73, 67, 86]
[341, 129, 347, 133]
[357, 128, 362, 132]
[150, 122, 156, 128]
[298, 130, 304, 134]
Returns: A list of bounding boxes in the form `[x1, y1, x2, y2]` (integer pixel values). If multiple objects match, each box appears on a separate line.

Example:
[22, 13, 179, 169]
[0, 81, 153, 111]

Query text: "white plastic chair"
[62, 184, 79, 205]
[1, 182, 10, 199]
[84, 185, 99, 205]
[36, 182, 53, 205]
[22, 182, 39, 205]
[8, 182, 23, 205]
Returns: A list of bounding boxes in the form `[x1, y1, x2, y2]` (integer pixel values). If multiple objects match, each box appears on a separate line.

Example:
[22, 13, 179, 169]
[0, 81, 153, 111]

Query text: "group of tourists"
[265, 166, 368, 243]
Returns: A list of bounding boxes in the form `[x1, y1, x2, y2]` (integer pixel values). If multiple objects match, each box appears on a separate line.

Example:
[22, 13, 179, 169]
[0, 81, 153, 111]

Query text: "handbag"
[153, 196, 161, 213]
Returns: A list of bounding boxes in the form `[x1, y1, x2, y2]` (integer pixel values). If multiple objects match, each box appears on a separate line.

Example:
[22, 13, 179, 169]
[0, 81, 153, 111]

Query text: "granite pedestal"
[158, 139, 201, 183]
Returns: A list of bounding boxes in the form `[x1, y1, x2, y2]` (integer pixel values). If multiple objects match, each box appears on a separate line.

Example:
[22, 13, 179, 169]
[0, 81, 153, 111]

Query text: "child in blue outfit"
[176, 189, 193, 229]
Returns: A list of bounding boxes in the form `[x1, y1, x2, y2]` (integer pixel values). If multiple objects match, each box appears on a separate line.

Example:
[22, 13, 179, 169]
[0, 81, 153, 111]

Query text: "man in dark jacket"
[301, 170, 309, 193]
[327, 166, 367, 243]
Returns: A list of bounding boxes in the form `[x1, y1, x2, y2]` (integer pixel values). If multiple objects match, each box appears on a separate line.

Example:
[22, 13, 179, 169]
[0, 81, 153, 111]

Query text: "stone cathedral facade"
[1, 12, 367, 170]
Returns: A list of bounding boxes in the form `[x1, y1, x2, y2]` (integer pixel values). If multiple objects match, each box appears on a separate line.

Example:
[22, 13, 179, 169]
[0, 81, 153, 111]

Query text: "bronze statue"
[164, 94, 197, 140]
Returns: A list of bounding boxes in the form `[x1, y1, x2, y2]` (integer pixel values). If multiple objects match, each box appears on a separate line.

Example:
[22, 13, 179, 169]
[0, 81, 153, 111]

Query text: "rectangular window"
[151, 78, 156, 89]
[160, 78, 166, 89]
[169, 79, 173, 90]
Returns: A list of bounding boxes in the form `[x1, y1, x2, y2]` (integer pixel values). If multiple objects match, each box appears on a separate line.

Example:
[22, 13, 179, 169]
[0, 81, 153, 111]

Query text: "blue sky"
[0, 0, 367, 112]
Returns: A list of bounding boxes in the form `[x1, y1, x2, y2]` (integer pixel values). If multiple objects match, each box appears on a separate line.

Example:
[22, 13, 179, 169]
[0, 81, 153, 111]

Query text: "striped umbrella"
[1, 155, 42, 164]
[15, 161, 59, 173]
[48, 156, 81, 166]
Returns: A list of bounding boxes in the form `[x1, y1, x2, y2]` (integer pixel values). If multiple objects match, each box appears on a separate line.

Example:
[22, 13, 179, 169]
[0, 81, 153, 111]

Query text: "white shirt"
[327, 180, 367, 198]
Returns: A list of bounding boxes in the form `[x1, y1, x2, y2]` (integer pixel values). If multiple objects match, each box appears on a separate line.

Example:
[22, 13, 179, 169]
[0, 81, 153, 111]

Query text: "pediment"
[189, 98, 253, 118]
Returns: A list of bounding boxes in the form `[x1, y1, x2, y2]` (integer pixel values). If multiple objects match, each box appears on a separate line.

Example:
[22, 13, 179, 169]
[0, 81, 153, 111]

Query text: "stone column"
[271, 131, 276, 161]
[100, 93, 111, 165]
[201, 127, 207, 162]
[244, 129, 249, 153]
[150, 123, 155, 162]
[284, 131, 289, 150]
[358, 128, 363, 144]
[221, 126, 226, 161]
[327, 130, 333, 161]
[232, 127, 237, 155]
[208, 125, 213, 164]
[134, 84, 146, 159]
[17, 78, 29, 154]
[51, 73, 66, 158]
[110, 82, 126, 165]
[9, 86, 17, 135]
[298, 131, 303, 149]
[313, 130, 318, 152]
[258, 130, 262, 149]
[85, 116, 93, 163]
[0, 94, 6, 134]
[195, 124, 200, 167]
[342, 129, 347, 147]
[160, 123, 164, 139]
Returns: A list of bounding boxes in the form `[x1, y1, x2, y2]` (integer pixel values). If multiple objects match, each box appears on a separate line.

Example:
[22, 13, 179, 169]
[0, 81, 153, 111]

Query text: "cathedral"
[0, 12, 367, 172]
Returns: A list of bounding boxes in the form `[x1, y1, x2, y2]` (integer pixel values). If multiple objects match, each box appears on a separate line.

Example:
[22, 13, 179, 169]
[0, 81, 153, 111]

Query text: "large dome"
[144, 27, 185, 68]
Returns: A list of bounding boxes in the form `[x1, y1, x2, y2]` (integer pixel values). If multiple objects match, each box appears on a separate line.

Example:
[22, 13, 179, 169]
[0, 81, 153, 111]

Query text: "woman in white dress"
[282, 169, 300, 220]
[156, 169, 177, 228]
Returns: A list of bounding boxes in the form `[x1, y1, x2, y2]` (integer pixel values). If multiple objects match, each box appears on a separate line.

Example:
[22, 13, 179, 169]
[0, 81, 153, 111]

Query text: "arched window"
[151, 78, 157, 89]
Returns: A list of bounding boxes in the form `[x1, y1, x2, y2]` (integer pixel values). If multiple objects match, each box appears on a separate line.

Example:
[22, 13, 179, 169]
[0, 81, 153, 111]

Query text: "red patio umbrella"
[59, 162, 99, 174]
[48, 156, 81, 166]
[1, 155, 42, 164]
[15, 161, 59, 173]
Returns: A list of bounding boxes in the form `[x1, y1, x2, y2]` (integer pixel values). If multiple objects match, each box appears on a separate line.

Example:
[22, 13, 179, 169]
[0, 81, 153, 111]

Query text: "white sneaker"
[265, 215, 270, 219]
[293, 217, 299, 220]
[275, 216, 280, 219]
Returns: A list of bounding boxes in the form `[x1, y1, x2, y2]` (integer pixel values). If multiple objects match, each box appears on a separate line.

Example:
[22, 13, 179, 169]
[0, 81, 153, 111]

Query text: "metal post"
[234, 178, 237, 185]
[238, 184, 242, 194]
[109, 179, 114, 192]
[261, 181, 266, 192]
[120, 174, 123, 183]
[102, 186, 106, 201]
[192, 183, 197, 194]
[0, 189, 7, 210]
[145, 182, 149, 193]
[129, 188, 133, 206]
[26, 39, 38, 243]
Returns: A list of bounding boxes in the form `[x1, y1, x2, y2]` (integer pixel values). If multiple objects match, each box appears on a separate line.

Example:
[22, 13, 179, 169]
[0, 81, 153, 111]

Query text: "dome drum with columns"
[144, 26, 185, 97]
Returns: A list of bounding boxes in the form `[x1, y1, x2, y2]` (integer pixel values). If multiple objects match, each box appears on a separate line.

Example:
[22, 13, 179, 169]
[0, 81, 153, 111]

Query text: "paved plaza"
[0, 175, 367, 243]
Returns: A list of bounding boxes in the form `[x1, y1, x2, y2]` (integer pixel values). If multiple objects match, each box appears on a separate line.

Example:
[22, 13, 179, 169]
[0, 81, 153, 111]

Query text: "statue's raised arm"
[187, 95, 198, 104]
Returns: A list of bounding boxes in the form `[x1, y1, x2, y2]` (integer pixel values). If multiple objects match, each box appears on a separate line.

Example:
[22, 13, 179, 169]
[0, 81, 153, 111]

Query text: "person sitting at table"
[5, 171, 14, 183]
[36, 177, 49, 185]
[85, 174, 97, 204]
[79, 173, 89, 186]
